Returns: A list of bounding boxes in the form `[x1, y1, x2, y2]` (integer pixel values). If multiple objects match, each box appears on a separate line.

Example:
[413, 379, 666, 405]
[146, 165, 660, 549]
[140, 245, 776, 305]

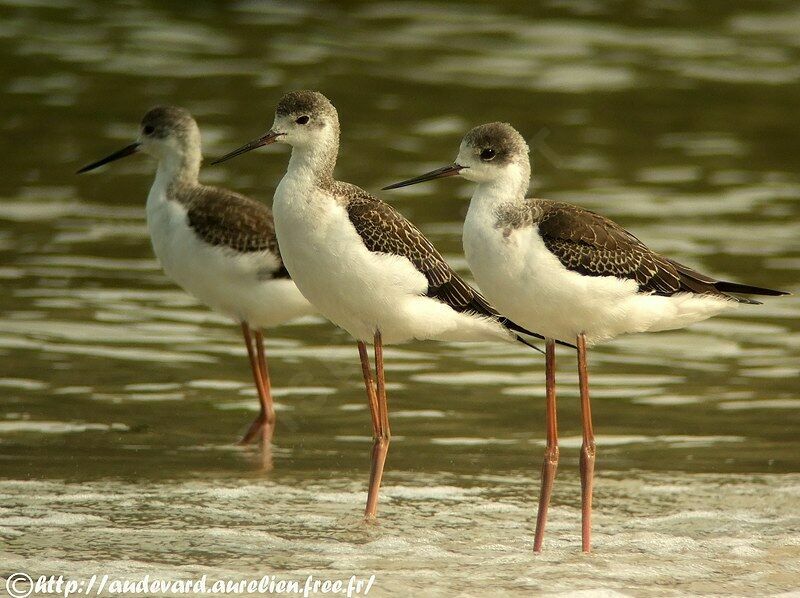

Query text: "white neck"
[285, 128, 340, 189]
[153, 146, 201, 191]
[471, 162, 531, 209]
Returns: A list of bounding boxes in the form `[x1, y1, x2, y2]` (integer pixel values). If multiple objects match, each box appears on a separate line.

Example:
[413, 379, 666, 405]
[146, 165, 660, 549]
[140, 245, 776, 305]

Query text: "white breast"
[463, 199, 734, 345]
[144, 180, 313, 329]
[272, 175, 512, 345]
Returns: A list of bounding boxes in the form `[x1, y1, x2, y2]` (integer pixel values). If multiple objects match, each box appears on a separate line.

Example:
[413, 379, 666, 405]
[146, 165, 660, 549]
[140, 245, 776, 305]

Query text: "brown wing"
[533, 200, 690, 295]
[533, 199, 790, 304]
[180, 184, 289, 278]
[341, 183, 541, 338]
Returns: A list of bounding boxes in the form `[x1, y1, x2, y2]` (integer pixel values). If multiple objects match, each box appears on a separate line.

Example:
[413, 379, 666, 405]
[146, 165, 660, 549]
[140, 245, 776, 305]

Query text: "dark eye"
[295, 115, 310, 125]
[480, 148, 496, 161]
[143, 125, 155, 135]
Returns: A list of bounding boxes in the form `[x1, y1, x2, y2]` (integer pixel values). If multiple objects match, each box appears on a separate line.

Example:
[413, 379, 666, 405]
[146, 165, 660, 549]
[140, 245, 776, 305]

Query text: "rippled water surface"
[1, 1, 799, 596]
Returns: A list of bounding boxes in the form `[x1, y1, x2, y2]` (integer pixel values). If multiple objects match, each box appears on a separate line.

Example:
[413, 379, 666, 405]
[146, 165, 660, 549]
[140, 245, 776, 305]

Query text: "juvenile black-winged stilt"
[384, 121, 789, 551]
[77, 106, 316, 460]
[213, 93, 546, 519]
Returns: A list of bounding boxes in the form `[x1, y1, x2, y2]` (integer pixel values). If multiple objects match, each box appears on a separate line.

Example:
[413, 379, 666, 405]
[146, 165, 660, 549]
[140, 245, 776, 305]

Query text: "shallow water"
[1, 1, 799, 596]
[2, 472, 800, 596]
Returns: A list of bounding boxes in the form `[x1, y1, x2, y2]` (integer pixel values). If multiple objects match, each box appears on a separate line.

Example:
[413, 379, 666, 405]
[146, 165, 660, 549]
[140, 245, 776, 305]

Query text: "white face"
[454, 141, 508, 184]
[270, 112, 329, 148]
[137, 127, 168, 159]
[137, 123, 199, 160]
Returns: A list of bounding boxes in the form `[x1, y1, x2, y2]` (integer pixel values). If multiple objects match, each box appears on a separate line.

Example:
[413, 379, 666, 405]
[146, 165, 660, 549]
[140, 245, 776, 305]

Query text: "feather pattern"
[531, 199, 770, 303]
[170, 182, 289, 278]
[342, 183, 540, 338]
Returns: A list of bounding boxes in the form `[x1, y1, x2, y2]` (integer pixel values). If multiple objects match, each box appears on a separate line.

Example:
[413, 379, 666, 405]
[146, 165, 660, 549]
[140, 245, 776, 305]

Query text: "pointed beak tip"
[212, 131, 283, 166]
[382, 164, 464, 191]
[76, 142, 141, 175]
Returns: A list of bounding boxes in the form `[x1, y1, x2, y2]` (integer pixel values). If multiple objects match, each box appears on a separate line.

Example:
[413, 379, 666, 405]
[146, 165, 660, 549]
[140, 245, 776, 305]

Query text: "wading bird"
[77, 106, 315, 460]
[384, 121, 788, 551]
[213, 93, 546, 519]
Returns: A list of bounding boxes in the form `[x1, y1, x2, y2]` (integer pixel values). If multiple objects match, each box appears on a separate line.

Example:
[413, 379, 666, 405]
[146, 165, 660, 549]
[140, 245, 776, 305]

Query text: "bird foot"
[238, 413, 274, 445]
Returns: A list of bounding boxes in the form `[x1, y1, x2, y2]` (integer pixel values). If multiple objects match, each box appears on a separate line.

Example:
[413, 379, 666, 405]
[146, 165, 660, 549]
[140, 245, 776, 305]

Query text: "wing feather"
[171, 185, 289, 278]
[342, 183, 541, 339]
[342, 185, 487, 312]
[176, 183, 289, 278]
[534, 200, 686, 296]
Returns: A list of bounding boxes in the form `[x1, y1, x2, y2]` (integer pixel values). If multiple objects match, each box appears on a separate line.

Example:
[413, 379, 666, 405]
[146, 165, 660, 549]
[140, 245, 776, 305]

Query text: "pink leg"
[254, 330, 276, 470]
[255, 329, 276, 430]
[360, 331, 391, 520]
[358, 341, 380, 435]
[577, 332, 596, 553]
[534, 338, 559, 553]
[239, 323, 275, 447]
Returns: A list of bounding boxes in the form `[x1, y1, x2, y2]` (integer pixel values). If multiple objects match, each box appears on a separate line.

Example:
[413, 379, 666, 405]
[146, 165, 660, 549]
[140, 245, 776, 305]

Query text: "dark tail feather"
[514, 334, 574, 353]
[501, 316, 576, 351]
[500, 316, 543, 341]
[502, 317, 546, 354]
[502, 316, 576, 354]
[669, 259, 790, 304]
[713, 281, 790, 298]
[515, 334, 545, 355]
[463, 289, 549, 350]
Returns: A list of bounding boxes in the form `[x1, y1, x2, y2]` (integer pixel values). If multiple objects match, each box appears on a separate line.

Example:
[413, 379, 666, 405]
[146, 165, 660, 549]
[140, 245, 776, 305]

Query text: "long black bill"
[211, 131, 283, 165]
[76, 142, 141, 174]
[382, 163, 464, 190]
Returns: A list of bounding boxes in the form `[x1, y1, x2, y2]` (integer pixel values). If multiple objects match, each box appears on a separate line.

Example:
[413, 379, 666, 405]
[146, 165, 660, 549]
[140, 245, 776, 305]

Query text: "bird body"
[272, 173, 516, 345]
[78, 105, 315, 452]
[386, 121, 784, 345]
[213, 91, 543, 519]
[462, 196, 735, 345]
[384, 120, 788, 552]
[146, 177, 310, 330]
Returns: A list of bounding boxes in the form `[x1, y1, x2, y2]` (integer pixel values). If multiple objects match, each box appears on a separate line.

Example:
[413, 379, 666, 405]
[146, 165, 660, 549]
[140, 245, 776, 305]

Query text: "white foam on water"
[430, 437, 519, 446]
[124, 383, 182, 391]
[718, 399, 800, 411]
[92, 392, 185, 402]
[0, 377, 48, 390]
[1, 512, 107, 527]
[413, 371, 527, 385]
[739, 366, 800, 378]
[383, 485, 482, 501]
[187, 379, 245, 390]
[531, 435, 744, 449]
[633, 395, 703, 406]
[503, 385, 664, 399]
[392, 410, 447, 419]
[413, 115, 469, 136]
[1, 471, 799, 594]
[271, 386, 338, 398]
[214, 400, 292, 412]
[0, 421, 129, 434]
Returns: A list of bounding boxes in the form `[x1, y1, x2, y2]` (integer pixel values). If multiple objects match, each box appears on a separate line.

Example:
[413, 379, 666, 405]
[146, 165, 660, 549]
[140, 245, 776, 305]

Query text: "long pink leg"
[239, 323, 275, 446]
[360, 331, 391, 520]
[358, 341, 380, 433]
[255, 330, 276, 434]
[534, 338, 559, 553]
[577, 332, 596, 553]
[254, 330, 276, 470]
